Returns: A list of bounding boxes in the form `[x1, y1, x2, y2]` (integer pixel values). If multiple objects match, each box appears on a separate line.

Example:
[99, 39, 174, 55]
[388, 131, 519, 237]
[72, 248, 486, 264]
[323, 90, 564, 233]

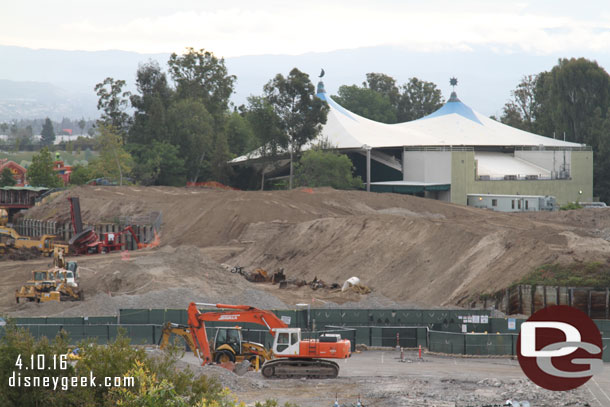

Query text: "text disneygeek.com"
[8, 354, 135, 391]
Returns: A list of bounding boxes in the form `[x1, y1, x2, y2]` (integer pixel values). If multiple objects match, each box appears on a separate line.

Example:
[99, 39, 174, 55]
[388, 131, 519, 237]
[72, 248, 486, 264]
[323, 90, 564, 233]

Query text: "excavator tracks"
[261, 359, 339, 379]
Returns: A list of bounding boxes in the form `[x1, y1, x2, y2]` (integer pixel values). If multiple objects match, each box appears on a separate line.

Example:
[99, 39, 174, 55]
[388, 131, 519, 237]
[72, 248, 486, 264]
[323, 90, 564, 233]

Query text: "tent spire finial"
[317, 68, 326, 95]
[449, 77, 459, 102]
[450, 77, 458, 91]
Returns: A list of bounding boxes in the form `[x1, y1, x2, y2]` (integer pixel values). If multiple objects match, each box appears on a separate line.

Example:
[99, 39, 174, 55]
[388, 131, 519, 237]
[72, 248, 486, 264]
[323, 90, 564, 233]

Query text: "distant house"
[0, 159, 27, 186]
[53, 159, 72, 185]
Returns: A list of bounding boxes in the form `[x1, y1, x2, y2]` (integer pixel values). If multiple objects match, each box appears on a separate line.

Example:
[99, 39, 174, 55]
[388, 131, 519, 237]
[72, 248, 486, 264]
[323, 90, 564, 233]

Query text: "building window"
[492, 199, 497, 207]
[512, 200, 515, 209]
[525, 200, 529, 210]
[518, 200, 522, 210]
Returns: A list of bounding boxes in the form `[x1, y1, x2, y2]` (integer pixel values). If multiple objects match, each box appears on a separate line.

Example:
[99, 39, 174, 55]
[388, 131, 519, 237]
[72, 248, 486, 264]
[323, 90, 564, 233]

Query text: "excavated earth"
[1, 185, 609, 316]
[2, 186, 610, 406]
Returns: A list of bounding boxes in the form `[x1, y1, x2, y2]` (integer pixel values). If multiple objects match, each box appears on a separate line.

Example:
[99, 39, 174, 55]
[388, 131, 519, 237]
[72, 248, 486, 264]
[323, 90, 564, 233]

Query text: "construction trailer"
[467, 193, 556, 212]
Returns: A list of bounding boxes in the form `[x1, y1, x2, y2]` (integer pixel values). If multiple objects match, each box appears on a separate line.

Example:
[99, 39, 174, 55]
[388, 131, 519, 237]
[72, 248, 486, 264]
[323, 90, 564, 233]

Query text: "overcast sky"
[2, 1, 610, 57]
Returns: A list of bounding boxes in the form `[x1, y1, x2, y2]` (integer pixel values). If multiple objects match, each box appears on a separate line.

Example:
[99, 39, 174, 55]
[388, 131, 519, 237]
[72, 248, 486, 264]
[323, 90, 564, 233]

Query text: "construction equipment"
[67, 197, 159, 254]
[186, 302, 351, 379]
[158, 322, 271, 366]
[15, 251, 82, 303]
[159, 322, 201, 358]
[0, 226, 69, 257]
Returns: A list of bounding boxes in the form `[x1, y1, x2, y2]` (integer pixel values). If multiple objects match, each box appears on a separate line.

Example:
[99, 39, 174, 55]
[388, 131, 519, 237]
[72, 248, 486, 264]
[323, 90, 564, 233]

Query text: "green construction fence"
[11, 308, 495, 330]
[3, 308, 608, 361]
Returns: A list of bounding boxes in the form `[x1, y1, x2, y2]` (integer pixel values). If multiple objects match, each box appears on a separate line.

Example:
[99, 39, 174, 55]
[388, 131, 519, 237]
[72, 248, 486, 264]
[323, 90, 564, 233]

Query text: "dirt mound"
[8, 186, 610, 310]
[4, 246, 292, 317]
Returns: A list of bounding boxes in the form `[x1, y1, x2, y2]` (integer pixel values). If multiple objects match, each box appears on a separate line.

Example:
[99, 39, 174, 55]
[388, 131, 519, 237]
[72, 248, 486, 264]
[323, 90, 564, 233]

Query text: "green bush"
[0, 325, 298, 407]
[560, 202, 583, 210]
[294, 149, 362, 190]
[517, 262, 610, 288]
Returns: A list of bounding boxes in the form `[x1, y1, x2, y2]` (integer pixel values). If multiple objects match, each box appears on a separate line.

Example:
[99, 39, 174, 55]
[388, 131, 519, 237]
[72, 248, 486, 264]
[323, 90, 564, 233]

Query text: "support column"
[402, 148, 407, 181]
[363, 144, 372, 192]
[606, 287, 610, 319]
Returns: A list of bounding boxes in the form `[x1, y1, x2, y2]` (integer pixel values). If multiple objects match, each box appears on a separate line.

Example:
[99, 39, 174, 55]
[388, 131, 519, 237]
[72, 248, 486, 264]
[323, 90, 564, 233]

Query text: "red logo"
[517, 305, 603, 391]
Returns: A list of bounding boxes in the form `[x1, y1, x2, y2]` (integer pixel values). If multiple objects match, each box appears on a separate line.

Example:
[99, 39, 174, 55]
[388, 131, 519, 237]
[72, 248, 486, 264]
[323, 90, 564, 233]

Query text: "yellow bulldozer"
[15, 250, 82, 303]
[159, 323, 272, 367]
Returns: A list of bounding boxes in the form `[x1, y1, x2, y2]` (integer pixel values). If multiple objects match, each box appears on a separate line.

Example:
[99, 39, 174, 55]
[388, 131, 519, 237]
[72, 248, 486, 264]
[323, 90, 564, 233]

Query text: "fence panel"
[84, 325, 110, 344]
[429, 331, 464, 354]
[119, 309, 150, 324]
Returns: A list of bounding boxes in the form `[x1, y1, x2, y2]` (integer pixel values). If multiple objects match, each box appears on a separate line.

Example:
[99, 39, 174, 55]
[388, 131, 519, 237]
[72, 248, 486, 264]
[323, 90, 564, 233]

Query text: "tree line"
[82, 49, 445, 190]
[83, 48, 333, 189]
[16, 47, 447, 190]
[498, 58, 610, 202]
[19, 51, 610, 201]
[0, 118, 95, 151]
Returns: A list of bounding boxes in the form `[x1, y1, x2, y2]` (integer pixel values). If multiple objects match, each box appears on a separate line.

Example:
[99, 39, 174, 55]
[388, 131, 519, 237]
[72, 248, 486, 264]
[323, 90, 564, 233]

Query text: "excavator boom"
[187, 302, 287, 364]
[186, 302, 350, 379]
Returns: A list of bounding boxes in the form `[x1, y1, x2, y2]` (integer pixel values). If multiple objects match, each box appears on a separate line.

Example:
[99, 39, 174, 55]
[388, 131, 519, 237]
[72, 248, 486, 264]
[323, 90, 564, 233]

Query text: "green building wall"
[450, 150, 593, 206]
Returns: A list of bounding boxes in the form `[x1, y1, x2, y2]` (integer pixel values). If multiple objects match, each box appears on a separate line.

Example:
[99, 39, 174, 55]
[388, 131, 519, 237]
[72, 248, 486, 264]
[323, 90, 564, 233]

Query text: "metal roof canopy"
[370, 181, 450, 194]
[0, 186, 49, 192]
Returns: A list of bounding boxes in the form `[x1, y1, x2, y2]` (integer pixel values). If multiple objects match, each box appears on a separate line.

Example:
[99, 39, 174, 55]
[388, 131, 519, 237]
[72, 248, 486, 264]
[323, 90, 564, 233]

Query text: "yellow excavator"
[158, 322, 272, 367]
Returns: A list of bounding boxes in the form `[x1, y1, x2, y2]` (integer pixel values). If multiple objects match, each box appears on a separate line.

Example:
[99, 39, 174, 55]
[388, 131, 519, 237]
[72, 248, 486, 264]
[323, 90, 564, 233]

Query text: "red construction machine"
[187, 302, 351, 379]
[67, 197, 159, 254]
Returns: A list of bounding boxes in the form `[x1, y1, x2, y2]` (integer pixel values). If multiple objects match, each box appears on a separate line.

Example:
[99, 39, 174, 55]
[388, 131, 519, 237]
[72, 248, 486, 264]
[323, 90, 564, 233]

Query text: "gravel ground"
[171, 350, 607, 407]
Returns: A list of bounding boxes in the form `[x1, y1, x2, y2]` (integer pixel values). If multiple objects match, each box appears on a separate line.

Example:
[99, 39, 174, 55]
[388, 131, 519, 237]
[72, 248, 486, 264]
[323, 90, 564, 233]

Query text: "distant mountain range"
[1, 44, 609, 121]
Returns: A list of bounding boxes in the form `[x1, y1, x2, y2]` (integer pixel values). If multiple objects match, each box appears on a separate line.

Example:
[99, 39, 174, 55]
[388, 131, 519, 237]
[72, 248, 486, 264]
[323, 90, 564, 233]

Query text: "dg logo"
[517, 305, 604, 391]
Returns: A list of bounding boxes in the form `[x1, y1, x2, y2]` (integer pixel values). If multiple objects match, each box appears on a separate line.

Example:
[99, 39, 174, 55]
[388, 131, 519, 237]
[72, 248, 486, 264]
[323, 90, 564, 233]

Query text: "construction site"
[1, 185, 610, 406]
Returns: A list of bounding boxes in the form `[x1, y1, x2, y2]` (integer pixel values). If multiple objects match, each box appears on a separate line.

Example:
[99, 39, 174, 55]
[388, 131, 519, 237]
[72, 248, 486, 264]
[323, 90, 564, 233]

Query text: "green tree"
[168, 47, 235, 128]
[333, 85, 397, 123]
[245, 96, 287, 159]
[225, 111, 257, 156]
[398, 78, 444, 122]
[294, 148, 363, 189]
[90, 124, 133, 185]
[500, 75, 539, 132]
[69, 164, 91, 185]
[532, 58, 610, 201]
[129, 141, 186, 186]
[263, 68, 329, 189]
[0, 167, 16, 187]
[243, 96, 287, 189]
[166, 98, 214, 182]
[78, 118, 86, 135]
[365, 72, 401, 107]
[94, 77, 132, 140]
[40, 117, 55, 146]
[27, 147, 62, 187]
[128, 60, 174, 145]
[537, 58, 610, 145]
[333, 74, 443, 123]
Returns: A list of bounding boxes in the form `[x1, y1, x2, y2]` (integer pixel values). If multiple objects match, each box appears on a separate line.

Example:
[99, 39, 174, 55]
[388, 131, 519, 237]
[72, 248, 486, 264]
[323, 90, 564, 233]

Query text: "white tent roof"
[231, 85, 582, 164]
[318, 89, 582, 149]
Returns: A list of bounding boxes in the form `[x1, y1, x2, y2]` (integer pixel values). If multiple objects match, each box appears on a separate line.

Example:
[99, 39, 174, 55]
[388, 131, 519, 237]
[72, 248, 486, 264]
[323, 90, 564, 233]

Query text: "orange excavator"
[187, 302, 351, 379]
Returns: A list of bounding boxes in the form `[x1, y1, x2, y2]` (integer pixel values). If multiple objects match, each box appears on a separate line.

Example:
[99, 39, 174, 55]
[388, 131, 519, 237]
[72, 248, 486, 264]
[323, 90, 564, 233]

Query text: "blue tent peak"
[316, 81, 357, 121]
[419, 92, 482, 125]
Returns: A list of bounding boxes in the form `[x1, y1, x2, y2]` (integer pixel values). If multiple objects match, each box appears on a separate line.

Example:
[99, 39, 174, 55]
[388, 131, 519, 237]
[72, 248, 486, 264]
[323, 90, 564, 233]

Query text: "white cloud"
[1, 2, 610, 56]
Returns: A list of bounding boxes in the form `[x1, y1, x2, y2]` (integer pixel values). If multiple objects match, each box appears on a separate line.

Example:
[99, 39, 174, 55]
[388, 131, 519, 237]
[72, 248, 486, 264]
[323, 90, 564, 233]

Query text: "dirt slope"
[6, 186, 610, 311]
